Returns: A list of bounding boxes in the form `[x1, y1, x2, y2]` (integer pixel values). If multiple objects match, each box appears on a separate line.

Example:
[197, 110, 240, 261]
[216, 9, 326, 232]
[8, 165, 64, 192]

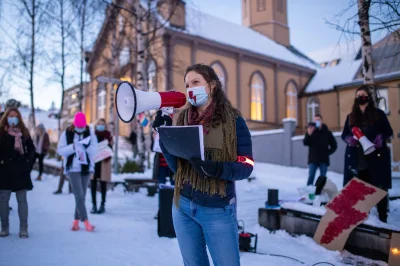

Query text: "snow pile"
[2, 163, 395, 265]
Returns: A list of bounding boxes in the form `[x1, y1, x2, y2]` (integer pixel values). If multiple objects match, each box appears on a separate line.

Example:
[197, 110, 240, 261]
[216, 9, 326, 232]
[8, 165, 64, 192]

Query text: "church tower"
[242, 0, 290, 47]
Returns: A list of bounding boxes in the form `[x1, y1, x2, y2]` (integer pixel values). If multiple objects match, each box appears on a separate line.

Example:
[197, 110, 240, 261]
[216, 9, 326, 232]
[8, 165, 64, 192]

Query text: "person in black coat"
[341, 85, 393, 223]
[303, 114, 337, 186]
[0, 108, 35, 238]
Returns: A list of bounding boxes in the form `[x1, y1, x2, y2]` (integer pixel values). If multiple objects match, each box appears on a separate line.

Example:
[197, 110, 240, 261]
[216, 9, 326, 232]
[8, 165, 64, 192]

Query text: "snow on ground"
[1, 163, 396, 266]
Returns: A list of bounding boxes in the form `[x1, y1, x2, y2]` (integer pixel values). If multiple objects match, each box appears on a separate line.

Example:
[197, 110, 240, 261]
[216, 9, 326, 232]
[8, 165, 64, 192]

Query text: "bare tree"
[44, 0, 78, 131]
[328, 0, 400, 103]
[70, 0, 106, 111]
[96, 0, 183, 171]
[0, 0, 52, 128]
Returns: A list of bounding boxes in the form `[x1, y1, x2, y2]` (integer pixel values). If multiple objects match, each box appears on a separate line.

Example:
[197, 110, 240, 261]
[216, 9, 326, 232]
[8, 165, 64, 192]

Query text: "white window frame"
[147, 60, 157, 92]
[119, 46, 130, 66]
[286, 83, 298, 121]
[97, 90, 106, 119]
[250, 73, 265, 121]
[377, 88, 389, 114]
[211, 62, 226, 91]
[307, 97, 320, 123]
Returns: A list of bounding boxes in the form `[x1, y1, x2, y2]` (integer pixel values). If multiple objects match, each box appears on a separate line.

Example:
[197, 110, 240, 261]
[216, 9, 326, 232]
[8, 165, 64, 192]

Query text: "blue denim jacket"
[160, 116, 253, 208]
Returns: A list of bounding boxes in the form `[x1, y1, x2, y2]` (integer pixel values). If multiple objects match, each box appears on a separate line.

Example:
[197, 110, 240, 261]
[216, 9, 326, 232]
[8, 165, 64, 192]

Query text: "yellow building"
[84, 0, 317, 136]
[302, 31, 400, 166]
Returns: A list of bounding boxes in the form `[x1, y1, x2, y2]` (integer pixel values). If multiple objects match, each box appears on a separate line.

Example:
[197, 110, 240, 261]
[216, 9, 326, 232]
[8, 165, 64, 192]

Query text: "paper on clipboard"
[158, 125, 204, 161]
[152, 132, 162, 153]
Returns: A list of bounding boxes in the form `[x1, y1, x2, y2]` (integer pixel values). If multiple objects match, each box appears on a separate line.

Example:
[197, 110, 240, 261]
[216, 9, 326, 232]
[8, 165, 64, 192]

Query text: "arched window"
[211, 62, 226, 91]
[147, 60, 156, 92]
[250, 73, 265, 121]
[119, 46, 130, 66]
[307, 97, 320, 123]
[286, 81, 298, 120]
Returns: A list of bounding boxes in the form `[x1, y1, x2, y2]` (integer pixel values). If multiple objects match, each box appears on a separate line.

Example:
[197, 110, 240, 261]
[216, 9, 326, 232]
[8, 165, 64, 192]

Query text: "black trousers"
[32, 153, 45, 175]
[358, 169, 389, 222]
[90, 178, 107, 206]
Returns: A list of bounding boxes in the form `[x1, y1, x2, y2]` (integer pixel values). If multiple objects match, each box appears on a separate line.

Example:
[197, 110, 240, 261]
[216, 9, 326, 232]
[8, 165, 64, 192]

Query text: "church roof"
[164, 8, 318, 71]
[305, 59, 361, 94]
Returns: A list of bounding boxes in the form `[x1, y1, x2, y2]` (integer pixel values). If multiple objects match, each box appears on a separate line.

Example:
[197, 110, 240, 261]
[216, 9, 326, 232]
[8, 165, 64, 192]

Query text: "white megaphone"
[115, 81, 187, 123]
[352, 127, 375, 155]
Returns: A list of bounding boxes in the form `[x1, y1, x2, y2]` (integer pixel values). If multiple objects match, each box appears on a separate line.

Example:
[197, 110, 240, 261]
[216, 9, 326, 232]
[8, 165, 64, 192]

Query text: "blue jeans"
[307, 163, 328, 186]
[172, 196, 240, 266]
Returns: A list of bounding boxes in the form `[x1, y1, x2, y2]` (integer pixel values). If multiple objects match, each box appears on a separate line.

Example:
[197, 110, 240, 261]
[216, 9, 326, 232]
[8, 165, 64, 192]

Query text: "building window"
[97, 90, 106, 119]
[119, 46, 130, 66]
[377, 88, 389, 114]
[147, 60, 157, 92]
[276, 0, 284, 13]
[211, 62, 226, 91]
[257, 0, 266, 11]
[286, 82, 297, 120]
[250, 73, 265, 121]
[118, 14, 124, 34]
[307, 97, 320, 123]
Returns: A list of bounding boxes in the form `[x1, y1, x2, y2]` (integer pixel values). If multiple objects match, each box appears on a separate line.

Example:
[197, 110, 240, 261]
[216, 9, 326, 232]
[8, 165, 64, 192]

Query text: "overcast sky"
[3, 0, 386, 110]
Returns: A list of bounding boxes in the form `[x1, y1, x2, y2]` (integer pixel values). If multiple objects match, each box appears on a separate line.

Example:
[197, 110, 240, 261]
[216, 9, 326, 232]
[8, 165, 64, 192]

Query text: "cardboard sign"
[74, 136, 90, 165]
[313, 178, 387, 251]
[93, 140, 113, 163]
[389, 233, 400, 266]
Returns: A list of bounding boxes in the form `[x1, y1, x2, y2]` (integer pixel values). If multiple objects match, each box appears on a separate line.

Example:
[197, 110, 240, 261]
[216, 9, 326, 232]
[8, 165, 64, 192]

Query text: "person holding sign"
[91, 118, 113, 214]
[0, 108, 35, 238]
[341, 85, 393, 222]
[153, 64, 254, 266]
[57, 112, 97, 232]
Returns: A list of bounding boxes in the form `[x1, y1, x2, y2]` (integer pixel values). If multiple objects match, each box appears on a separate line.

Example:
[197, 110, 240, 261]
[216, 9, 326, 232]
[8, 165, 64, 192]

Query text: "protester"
[303, 114, 337, 186]
[128, 130, 138, 158]
[32, 124, 50, 181]
[0, 99, 21, 212]
[341, 85, 393, 222]
[57, 112, 97, 231]
[0, 108, 35, 238]
[152, 63, 253, 266]
[91, 118, 112, 214]
[53, 170, 71, 194]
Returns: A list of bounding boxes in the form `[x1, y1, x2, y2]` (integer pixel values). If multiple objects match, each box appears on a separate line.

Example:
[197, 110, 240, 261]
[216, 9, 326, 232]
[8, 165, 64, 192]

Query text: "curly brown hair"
[0, 108, 31, 138]
[183, 64, 240, 127]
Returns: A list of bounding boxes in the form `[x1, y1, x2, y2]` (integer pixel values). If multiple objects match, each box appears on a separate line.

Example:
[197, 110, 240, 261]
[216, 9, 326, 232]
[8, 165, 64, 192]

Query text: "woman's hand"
[373, 134, 383, 149]
[189, 158, 222, 178]
[152, 110, 172, 130]
[345, 136, 358, 147]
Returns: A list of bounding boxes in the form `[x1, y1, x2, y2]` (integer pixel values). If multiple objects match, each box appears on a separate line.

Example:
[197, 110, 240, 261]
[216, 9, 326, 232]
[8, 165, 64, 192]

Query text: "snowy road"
[1, 163, 395, 266]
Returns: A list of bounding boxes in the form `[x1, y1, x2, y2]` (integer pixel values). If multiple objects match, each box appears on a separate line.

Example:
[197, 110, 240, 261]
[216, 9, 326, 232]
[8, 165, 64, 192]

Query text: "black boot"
[97, 204, 105, 214]
[90, 205, 97, 214]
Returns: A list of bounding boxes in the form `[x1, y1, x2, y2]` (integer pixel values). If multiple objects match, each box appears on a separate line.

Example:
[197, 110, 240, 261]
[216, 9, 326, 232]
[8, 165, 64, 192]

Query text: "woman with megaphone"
[152, 64, 253, 266]
[341, 85, 393, 223]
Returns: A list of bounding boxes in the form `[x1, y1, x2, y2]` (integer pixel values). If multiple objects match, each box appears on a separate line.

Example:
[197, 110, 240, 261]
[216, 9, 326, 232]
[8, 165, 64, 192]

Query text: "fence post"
[283, 118, 296, 166]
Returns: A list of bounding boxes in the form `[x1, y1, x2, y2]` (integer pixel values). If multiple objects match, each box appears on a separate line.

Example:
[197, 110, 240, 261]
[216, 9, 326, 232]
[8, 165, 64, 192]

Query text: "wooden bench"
[124, 178, 158, 194]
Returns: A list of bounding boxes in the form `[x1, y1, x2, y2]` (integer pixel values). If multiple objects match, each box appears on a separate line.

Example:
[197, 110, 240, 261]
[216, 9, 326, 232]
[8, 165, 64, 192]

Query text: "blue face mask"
[315, 121, 322, 128]
[96, 125, 105, 132]
[187, 84, 209, 107]
[75, 127, 85, 134]
[7, 117, 19, 127]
